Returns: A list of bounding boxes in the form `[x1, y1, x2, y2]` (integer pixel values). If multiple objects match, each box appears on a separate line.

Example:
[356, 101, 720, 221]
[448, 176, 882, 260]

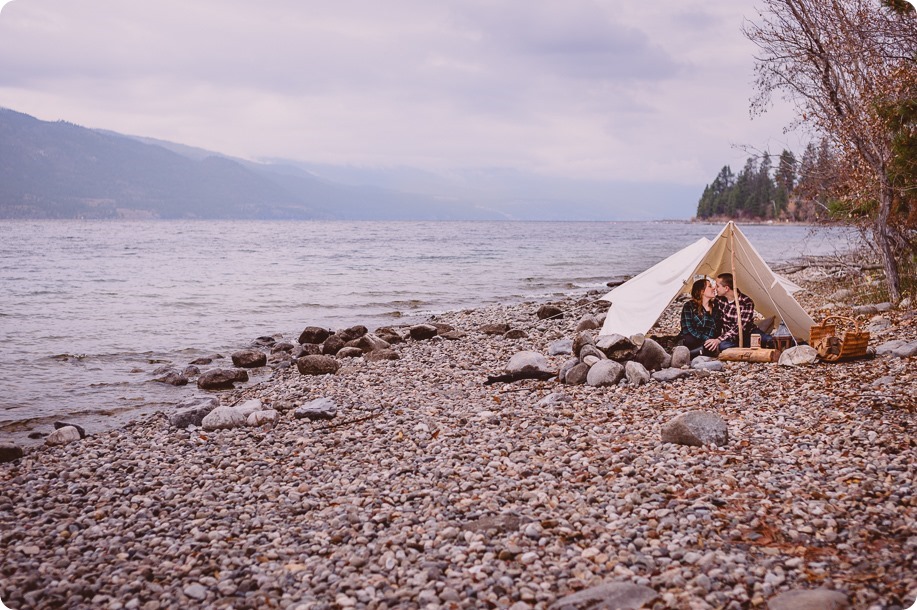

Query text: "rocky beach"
[1, 259, 915, 610]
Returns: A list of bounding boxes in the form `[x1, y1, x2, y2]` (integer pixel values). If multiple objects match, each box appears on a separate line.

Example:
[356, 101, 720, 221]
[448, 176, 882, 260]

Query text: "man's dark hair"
[717, 273, 734, 290]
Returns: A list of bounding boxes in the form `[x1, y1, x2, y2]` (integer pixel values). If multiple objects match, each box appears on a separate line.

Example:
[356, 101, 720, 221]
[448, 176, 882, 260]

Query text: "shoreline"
[2, 261, 915, 608]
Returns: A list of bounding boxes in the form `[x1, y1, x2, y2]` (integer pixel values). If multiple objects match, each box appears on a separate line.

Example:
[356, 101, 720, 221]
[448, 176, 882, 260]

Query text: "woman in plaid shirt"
[679, 278, 718, 356]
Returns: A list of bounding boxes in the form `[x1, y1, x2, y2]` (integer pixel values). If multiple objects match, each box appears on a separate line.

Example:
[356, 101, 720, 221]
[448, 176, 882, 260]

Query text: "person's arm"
[739, 295, 756, 331]
[681, 304, 699, 338]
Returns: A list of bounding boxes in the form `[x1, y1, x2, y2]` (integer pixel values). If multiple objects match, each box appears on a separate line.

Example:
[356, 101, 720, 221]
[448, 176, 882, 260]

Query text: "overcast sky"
[0, 0, 807, 189]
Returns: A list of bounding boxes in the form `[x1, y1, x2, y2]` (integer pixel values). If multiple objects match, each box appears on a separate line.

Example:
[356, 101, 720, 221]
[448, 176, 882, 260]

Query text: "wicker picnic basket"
[810, 315, 870, 362]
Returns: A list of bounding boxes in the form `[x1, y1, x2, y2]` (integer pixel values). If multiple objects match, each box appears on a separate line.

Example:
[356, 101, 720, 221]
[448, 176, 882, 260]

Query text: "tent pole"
[730, 223, 744, 348]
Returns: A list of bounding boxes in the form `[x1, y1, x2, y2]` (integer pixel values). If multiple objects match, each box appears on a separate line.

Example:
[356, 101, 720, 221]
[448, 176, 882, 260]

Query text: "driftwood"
[718, 348, 777, 363]
[484, 370, 556, 385]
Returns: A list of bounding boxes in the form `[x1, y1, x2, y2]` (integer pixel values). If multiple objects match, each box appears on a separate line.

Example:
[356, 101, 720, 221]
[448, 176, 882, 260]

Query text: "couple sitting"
[679, 273, 768, 357]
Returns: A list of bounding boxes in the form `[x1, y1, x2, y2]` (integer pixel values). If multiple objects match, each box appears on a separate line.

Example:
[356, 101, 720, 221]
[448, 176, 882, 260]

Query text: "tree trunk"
[875, 176, 901, 303]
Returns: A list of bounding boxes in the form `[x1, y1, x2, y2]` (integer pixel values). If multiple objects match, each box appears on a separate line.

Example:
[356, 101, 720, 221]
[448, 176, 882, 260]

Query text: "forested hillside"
[696, 141, 839, 222]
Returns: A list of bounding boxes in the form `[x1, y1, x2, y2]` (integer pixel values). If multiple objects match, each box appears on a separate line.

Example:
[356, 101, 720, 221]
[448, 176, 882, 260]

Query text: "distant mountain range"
[0, 108, 697, 220]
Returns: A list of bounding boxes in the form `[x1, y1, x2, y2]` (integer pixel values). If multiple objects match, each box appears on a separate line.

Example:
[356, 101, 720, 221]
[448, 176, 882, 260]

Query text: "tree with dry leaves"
[744, 0, 917, 301]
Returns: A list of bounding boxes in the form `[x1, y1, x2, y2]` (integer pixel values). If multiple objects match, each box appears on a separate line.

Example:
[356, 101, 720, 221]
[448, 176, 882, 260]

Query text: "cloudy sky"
[0, 0, 807, 198]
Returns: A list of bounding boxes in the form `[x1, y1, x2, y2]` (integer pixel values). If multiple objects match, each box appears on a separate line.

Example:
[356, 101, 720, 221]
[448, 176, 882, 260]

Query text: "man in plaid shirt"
[705, 273, 756, 351]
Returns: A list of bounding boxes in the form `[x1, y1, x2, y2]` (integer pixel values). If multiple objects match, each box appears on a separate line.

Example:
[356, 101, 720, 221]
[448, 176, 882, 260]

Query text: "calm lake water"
[0, 220, 855, 444]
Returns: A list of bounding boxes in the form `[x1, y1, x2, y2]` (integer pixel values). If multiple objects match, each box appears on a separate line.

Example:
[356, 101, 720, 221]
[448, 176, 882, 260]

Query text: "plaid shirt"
[712, 292, 756, 343]
[680, 302, 718, 341]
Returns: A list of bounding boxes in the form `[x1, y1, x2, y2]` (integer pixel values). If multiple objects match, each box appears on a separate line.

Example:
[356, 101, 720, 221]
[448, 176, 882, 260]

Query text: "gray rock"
[409, 324, 439, 340]
[201, 405, 248, 431]
[866, 316, 890, 333]
[505, 351, 552, 375]
[692, 359, 724, 372]
[691, 355, 717, 367]
[337, 347, 364, 358]
[578, 344, 606, 361]
[634, 338, 671, 371]
[564, 363, 590, 385]
[778, 345, 818, 366]
[767, 588, 849, 610]
[662, 411, 728, 447]
[247, 410, 278, 427]
[503, 329, 528, 339]
[624, 360, 650, 386]
[0, 442, 24, 463]
[365, 348, 400, 362]
[298, 326, 331, 345]
[439, 330, 466, 341]
[337, 325, 368, 342]
[550, 581, 658, 609]
[321, 335, 346, 356]
[351, 333, 391, 353]
[586, 360, 624, 387]
[53, 421, 87, 439]
[892, 341, 917, 358]
[46, 426, 81, 446]
[557, 357, 580, 381]
[652, 367, 693, 382]
[670, 345, 691, 368]
[852, 304, 878, 315]
[875, 301, 893, 312]
[875, 339, 908, 355]
[870, 375, 895, 387]
[536, 304, 564, 320]
[535, 393, 571, 408]
[480, 323, 510, 335]
[548, 339, 573, 355]
[197, 368, 248, 390]
[152, 370, 189, 386]
[183, 583, 208, 601]
[572, 331, 596, 359]
[828, 288, 853, 302]
[575, 314, 600, 332]
[293, 343, 322, 358]
[182, 365, 201, 377]
[231, 349, 267, 368]
[271, 341, 296, 354]
[296, 355, 340, 376]
[169, 397, 219, 428]
[294, 397, 338, 421]
[595, 333, 637, 360]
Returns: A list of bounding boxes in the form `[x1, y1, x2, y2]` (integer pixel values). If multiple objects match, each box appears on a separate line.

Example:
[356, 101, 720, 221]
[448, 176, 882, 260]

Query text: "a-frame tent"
[598, 221, 814, 342]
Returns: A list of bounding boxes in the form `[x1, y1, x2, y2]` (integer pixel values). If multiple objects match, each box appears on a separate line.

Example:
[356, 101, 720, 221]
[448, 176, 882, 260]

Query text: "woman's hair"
[691, 279, 708, 314]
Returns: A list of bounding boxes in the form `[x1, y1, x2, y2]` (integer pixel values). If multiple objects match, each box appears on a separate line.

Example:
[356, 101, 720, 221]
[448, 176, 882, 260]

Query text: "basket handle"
[819, 315, 861, 332]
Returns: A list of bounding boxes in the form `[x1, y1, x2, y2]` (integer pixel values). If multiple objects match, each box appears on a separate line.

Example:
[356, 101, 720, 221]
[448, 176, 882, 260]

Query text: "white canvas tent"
[599, 222, 814, 342]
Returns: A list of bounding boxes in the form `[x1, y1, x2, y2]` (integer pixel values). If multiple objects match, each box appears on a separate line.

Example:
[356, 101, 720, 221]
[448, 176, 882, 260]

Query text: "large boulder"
[296, 355, 340, 376]
[564, 363, 590, 385]
[634, 338, 671, 371]
[197, 368, 248, 390]
[661, 411, 728, 447]
[201, 406, 247, 431]
[365, 349, 400, 362]
[169, 397, 220, 428]
[549, 581, 658, 610]
[152, 369, 189, 386]
[505, 351, 553, 375]
[46, 426, 81, 447]
[572, 331, 595, 359]
[549, 339, 573, 356]
[778, 345, 818, 366]
[409, 324, 439, 341]
[595, 334, 638, 361]
[767, 589, 849, 610]
[586, 360, 624, 387]
[578, 344, 606, 361]
[671, 345, 691, 368]
[298, 326, 331, 345]
[575, 314, 601, 332]
[247, 410, 279, 427]
[480, 323, 510, 335]
[537, 304, 564, 320]
[351, 333, 391, 353]
[337, 325, 368, 343]
[322, 335, 346, 356]
[231, 349, 267, 369]
[294, 397, 338, 421]
[624, 360, 650, 386]
[0, 442, 24, 463]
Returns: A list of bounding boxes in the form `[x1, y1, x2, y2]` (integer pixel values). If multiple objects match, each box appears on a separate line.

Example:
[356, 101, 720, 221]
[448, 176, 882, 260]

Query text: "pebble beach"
[1, 263, 915, 610]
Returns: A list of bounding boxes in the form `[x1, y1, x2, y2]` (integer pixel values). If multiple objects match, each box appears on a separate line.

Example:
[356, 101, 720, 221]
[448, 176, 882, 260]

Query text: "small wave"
[48, 353, 89, 361]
